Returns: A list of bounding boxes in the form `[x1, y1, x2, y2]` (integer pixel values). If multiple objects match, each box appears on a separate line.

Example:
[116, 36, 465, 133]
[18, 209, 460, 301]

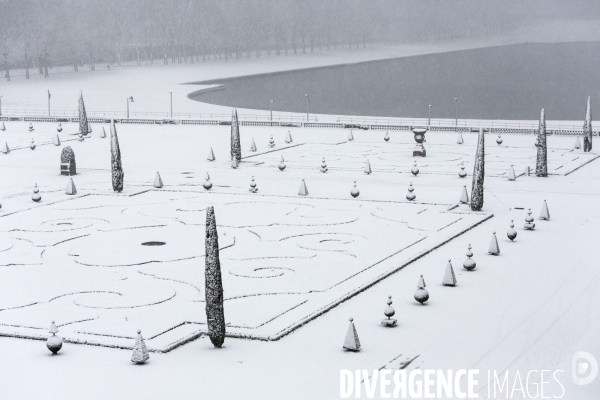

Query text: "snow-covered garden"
[1, 94, 600, 397]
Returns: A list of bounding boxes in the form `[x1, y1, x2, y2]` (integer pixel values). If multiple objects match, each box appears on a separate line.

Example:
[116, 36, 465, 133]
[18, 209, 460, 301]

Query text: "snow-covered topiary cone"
[539, 200, 550, 220]
[524, 208, 535, 230]
[298, 179, 309, 196]
[507, 220, 517, 241]
[507, 165, 516, 181]
[381, 296, 397, 327]
[207, 147, 215, 161]
[406, 183, 415, 201]
[0, 122, 5, 131]
[46, 321, 63, 355]
[29, 139, 36, 150]
[384, 132, 390, 142]
[456, 132, 464, 144]
[488, 232, 500, 255]
[460, 186, 469, 204]
[205, 207, 226, 348]
[414, 275, 429, 305]
[131, 330, 149, 364]
[65, 178, 77, 195]
[285, 131, 293, 143]
[249, 176, 258, 193]
[320, 157, 328, 173]
[1, 142, 10, 154]
[459, 162, 467, 178]
[350, 181, 360, 198]
[250, 139, 257, 152]
[343, 318, 361, 351]
[411, 161, 419, 176]
[278, 156, 286, 171]
[153, 172, 163, 188]
[32, 184, 41, 202]
[364, 159, 372, 174]
[347, 130, 354, 141]
[442, 260, 457, 286]
[54, 134, 61, 146]
[203, 173, 212, 190]
[463, 244, 476, 270]
[573, 136, 581, 150]
[100, 126, 106, 138]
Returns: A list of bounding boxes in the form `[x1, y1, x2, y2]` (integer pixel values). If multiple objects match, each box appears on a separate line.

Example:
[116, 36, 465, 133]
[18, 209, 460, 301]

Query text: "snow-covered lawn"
[0, 120, 600, 398]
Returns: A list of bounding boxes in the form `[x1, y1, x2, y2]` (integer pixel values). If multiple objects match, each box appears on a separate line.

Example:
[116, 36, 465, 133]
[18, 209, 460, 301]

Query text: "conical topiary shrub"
[131, 329, 149, 364]
[539, 200, 550, 220]
[153, 172, 163, 188]
[583, 96, 592, 152]
[65, 178, 77, 195]
[230, 109, 241, 163]
[442, 260, 457, 286]
[470, 128, 485, 211]
[343, 318, 361, 351]
[110, 119, 124, 192]
[78, 91, 91, 135]
[205, 206, 226, 348]
[488, 232, 500, 255]
[207, 147, 215, 161]
[535, 109, 548, 177]
[298, 179, 308, 196]
[460, 186, 469, 204]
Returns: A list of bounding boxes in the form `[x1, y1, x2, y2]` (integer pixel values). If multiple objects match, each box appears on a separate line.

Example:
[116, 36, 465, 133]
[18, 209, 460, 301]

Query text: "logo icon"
[572, 351, 598, 385]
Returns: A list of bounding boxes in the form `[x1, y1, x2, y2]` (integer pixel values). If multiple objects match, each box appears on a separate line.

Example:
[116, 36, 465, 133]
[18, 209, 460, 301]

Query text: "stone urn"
[412, 128, 427, 157]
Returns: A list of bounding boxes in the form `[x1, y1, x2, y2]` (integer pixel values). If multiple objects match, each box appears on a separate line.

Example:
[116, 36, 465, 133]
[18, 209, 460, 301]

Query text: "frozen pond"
[191, 42, 600, 121]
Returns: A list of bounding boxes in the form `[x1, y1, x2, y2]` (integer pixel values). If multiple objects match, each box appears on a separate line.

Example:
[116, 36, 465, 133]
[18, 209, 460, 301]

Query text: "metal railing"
[0, 108, 317, 122]
[336, 116, 588, 131]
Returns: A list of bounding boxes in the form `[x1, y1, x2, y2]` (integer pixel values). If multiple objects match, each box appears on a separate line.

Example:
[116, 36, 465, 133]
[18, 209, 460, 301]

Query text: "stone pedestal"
[61, 161, 76, 176]
[412, 128, 427, 157]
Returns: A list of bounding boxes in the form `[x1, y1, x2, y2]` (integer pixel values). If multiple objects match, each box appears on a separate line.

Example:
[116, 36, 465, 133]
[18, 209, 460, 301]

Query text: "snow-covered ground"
[0, 119, 599, 399]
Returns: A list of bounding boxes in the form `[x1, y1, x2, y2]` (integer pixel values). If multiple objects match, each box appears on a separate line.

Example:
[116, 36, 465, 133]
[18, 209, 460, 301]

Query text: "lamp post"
[305, 94, 309, 121]
[454, 98, 458, 127]
[270, 100, 274, 121]
[127, 96, 134, 118]
[169, 92, 173, 118]
[0, 95, 3, 116]
[47, 90, 51, 116]
[428, 104, 431, 126]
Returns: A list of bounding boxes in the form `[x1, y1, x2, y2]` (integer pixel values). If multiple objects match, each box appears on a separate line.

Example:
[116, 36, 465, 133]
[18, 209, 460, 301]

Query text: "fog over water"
[192, 42, 600, 121]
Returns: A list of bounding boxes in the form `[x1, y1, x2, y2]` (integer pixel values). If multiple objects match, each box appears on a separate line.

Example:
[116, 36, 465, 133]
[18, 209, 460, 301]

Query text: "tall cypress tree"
[230, 108, 241, 163]
[535, 109, 548, 177]
[110, 119, 124, 192]
[205, 206, 225, 348]
[584, 96, 593, 152]
[470, 128, 485, 211]
[78, 91, 91, 135]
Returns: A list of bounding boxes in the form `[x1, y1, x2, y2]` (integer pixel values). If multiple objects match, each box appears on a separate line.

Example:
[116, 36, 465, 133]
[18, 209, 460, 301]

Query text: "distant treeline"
[0, 0, 593, 80]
